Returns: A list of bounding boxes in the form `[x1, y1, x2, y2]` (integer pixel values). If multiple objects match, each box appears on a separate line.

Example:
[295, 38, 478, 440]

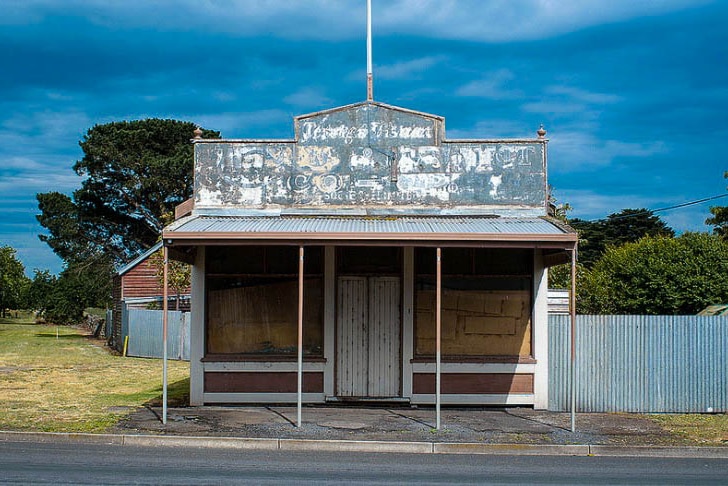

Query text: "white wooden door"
[336, 276, 401, 397]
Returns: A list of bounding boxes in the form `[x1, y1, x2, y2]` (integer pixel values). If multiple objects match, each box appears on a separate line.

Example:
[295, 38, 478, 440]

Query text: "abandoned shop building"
[162, 101, 577, 408]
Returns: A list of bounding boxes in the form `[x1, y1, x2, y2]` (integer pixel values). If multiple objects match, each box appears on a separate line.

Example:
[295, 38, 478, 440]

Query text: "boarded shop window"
[205, 246, 324, 357]
[414, 248, 532, 358]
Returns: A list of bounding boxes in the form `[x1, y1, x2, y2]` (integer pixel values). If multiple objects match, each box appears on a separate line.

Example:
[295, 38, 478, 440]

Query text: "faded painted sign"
[194, 102, 547, 211]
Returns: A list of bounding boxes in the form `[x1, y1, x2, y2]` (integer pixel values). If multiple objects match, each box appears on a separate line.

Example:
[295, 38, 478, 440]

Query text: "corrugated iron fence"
[121, 308, 190, 360]
[549, 315, 728, 413]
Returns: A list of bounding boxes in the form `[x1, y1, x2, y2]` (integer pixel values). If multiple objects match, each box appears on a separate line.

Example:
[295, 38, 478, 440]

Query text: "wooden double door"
[336, 276, 401, 398]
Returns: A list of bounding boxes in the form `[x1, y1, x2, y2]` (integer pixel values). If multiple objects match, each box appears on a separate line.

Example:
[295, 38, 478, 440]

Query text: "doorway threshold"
[325, 396, 411, 405]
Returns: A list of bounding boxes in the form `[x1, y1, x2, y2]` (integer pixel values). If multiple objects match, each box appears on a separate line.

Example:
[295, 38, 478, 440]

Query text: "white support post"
[297, 246, 304, 428]
[570, 247, 577, 433]
[436, 247, 442, 430]
[162, 246, 169, 425]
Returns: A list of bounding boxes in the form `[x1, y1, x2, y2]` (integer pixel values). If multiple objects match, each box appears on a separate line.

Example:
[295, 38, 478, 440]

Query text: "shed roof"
[697, 304, 728, 316]
[116, 241, 162, 276]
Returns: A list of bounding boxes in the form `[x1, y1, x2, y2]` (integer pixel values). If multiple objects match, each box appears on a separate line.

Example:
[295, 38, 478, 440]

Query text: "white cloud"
[544, 85, 622, 105]
[523, 83, 622, 117]
[456, 69, 522, 99]
[3, 0, 712, 41]
[283, 87, 333, 109]
[549, 129, 668, 171]
[186, 110, 294, 138]
[375, 56, 446, 80]
[0, 109, 90, 152]
[554, 189, 656, 219]
[447, 118, 536, 139]
[0, 171, 81, 197]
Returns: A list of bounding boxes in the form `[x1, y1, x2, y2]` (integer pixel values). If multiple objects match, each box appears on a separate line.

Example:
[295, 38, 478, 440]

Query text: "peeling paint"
[194, 103, 546, 212]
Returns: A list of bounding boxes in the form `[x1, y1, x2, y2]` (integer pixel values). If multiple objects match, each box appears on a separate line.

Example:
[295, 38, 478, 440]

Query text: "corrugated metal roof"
[164, 215, 575, 242]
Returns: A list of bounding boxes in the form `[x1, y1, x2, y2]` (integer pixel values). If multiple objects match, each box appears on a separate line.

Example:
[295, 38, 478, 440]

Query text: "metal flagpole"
[570, 247, 577, 432]
[162, 246, 169, 425]
[297, 246, 304, 427]
[436, 247, 442, 430]
[366, 0, 373, 101]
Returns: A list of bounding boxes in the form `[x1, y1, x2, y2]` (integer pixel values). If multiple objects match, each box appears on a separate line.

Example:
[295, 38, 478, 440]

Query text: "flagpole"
[366, 0, 373, 100]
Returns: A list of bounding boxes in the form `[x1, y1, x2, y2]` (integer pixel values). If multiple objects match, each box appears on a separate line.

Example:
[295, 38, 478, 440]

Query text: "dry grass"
[0, 318, 189, 432]
[649, 414, 728, 445]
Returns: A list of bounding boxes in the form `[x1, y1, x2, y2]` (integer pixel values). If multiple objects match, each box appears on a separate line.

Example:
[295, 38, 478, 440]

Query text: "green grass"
[0, 321, 189, 433]
[649, 414, 728, 445]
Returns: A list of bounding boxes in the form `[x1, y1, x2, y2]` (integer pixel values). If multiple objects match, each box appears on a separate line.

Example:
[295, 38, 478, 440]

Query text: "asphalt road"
[2, 440, 726, 485]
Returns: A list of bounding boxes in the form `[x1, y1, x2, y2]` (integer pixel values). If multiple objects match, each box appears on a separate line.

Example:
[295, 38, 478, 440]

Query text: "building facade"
[163, 101, 576, 408]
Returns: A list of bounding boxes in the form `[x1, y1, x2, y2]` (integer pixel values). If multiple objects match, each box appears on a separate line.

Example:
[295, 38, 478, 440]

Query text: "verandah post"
[162, 245, 169, 425]
[297, 246, 304, 427]
[436, 247, 442, 430]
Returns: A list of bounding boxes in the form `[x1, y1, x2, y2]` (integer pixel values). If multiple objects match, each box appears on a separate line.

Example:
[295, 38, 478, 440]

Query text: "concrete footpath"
[3, 406, 727, 458]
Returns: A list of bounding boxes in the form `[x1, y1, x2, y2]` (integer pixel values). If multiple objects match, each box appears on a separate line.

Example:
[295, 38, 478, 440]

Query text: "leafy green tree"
[26, 270, 56, 315]
[547, 261, 585, 291]
[34, 119, 218, 322]
[36, 192, 110, 263]
[570, 209, 674, 267]
[28, 261, 114, 324]
[578, 232, 728, 315]
[0, 246, 30, 316]
[37, 119, 219, 266]
[706, 171, 728, 238]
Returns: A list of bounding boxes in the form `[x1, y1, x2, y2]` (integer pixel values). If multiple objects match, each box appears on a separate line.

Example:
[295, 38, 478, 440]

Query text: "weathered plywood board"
[207, 279, 322, 355]
[415, 290, 531, 357]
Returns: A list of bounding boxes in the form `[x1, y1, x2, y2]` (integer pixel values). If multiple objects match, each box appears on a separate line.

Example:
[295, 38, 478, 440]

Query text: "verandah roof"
[162, 215, 577, 249]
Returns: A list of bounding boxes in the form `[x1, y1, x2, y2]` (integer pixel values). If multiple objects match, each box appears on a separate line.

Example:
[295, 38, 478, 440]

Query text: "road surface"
[1, 439, 726, 485]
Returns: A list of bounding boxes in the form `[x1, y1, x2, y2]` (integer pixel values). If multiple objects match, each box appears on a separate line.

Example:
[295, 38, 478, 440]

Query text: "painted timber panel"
[337, 277, 368, 396]
[336, 276, 402, 397]
[368, 277, 401, 397]
[194, 103, 547, 212]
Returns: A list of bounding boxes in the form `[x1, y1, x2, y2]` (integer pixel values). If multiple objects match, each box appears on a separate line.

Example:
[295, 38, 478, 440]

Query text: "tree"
[26, 270, 56, 315]
[570, 208, 674, 267]
[34, 119, 218, 323]
[706, 171, 728, 238]
[37, 119, 219, 266]
[27, 261, 114, 324]
[0, 246, 30, 316]
[577, 232, 728, 315]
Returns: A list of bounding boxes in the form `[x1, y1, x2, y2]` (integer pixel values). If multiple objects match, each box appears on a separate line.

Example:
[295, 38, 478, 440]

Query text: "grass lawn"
[0, 316, 189, 433]
[649, 414, 728, 445]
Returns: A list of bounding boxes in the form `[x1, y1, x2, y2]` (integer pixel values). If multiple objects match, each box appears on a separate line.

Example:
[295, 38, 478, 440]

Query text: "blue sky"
[2, 0, 727, 275]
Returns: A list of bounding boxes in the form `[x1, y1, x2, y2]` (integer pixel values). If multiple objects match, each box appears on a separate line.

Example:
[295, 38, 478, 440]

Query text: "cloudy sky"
[2, 0, 727, 274]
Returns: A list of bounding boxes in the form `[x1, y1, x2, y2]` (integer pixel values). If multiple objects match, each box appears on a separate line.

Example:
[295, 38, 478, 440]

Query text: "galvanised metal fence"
[549, 315, 728, 413]
[122, 308, 190, 361]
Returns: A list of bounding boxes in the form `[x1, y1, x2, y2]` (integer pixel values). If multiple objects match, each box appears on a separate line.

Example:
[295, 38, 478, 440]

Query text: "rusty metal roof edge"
[540, 215, 578, 234]
[294, 100, 445, 122]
